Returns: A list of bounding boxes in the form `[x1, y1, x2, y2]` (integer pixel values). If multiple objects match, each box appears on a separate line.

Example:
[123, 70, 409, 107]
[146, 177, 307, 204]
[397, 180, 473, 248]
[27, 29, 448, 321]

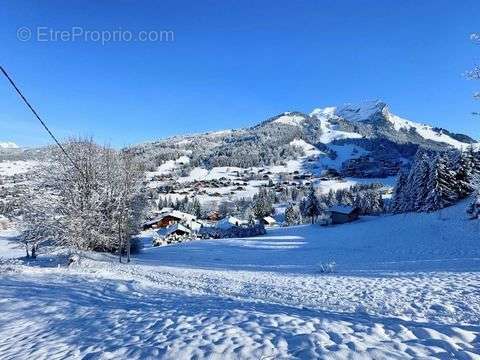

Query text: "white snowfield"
[1, 201, 480, 359]
[0, 160, 38, 177]
[0, 142, 18, 149]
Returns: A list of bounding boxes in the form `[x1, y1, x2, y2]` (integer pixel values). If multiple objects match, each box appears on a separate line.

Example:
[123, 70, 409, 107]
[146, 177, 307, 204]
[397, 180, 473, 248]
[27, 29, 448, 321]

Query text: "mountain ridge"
[126, 100, 477, 178]
[138, 100, 476, 148]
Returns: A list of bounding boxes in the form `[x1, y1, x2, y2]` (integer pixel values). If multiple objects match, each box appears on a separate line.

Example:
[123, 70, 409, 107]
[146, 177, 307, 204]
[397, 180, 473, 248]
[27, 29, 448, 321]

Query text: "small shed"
[261, 216, 277, 226]
[327, 205, 360, 224]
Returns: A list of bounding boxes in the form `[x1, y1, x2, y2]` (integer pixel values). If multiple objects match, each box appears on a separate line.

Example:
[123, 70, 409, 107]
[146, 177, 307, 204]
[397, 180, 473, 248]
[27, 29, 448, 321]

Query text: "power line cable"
[0, 65, 85, 178]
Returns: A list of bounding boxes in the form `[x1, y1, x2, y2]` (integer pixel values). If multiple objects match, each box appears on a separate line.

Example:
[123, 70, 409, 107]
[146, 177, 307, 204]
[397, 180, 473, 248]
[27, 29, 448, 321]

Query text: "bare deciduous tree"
[466, 33, 480, 115]
[19, 138, 147, 261]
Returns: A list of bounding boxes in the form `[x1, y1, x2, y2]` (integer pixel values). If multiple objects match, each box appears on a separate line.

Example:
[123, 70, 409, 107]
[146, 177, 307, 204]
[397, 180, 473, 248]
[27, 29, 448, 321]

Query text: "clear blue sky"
[1, 0, 479, 147]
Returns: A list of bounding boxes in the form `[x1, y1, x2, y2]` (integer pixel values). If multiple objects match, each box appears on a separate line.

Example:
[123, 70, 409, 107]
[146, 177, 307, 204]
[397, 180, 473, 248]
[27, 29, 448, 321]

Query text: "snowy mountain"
[130, 101, 477, 179]
[315, 100, 475, 149]
[0, 142, 19, 149]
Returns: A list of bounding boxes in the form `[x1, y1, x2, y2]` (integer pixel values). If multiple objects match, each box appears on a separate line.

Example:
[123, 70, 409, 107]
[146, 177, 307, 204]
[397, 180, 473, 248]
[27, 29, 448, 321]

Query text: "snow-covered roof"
[263, 216, 276, 224]
[169, 210, 197, 222]
[143, 210, 197, 227]
[328, 205, 356, 214]
[216, 216, 246, 230]
[165, 223, 191, 237]
[143, 216, 164, 227]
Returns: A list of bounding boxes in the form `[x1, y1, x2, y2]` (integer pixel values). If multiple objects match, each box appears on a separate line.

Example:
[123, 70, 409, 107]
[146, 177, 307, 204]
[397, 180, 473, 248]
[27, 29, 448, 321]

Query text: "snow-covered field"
[1, 201, 479, 359]
[0, 160, 37, 177]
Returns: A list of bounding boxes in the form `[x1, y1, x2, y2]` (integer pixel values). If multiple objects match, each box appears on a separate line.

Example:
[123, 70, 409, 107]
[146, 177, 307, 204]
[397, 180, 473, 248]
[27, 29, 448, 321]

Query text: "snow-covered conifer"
[413, 152, 432, 211]
[301, 186, 322, 224]
[284, 204, 302, 225]
[422, 154, 457, 212]
[390, 170, 408, 213]
[455, 147, 475, 199]
[253, 187, 274, 219]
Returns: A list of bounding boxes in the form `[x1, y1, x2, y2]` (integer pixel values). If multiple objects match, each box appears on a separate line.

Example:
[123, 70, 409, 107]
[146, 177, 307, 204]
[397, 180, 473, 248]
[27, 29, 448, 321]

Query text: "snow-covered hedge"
[199, 224, 266, 239]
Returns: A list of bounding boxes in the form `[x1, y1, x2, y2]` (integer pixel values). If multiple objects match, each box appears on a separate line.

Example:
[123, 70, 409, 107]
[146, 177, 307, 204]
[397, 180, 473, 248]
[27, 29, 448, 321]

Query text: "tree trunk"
[31, 244, 37, 259]
[126, 237, 131, 263]
[118, 221, 123, 263]
[25, 244, 30, 258]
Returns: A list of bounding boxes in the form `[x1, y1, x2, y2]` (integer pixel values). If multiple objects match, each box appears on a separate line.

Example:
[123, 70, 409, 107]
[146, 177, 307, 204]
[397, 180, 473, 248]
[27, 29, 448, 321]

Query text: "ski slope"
[0, 201, 479, 359]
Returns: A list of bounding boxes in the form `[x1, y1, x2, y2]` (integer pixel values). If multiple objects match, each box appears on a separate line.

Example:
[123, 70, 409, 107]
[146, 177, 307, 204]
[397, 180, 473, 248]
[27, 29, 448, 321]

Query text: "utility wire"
[0, 65, 85, 178]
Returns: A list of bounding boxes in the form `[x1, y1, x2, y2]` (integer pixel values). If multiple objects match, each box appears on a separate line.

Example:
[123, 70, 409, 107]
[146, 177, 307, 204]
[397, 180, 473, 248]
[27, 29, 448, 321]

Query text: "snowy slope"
[0, 201, 479, 358]
[0, 230, 23, 258]
[332, 101, 472, 149]
[310, 108, 364, 143]
[334, 100, 387, 122]
[385, 111, 469, 148]
[272, 112, 306, 126]
[289, 139, 321, 156]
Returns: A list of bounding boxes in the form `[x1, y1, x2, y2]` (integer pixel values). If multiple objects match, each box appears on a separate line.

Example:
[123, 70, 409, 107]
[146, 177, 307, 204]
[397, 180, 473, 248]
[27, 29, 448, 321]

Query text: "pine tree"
[402, 149, 426, 212]
[187, 197, 202, 218]
[455, 147, 475, 198]
[301, 186, 322, 224]
[413, 153, 431, 211]
[390, 170, 408, 213]
[423, 154, 457, 212]
[467, 191, 480, 219]
[370, 191, 384, 214]
[471, 147, 480, 183]
[284, 204, 302, 225]
[355, 190, 384, 214]
[253, 187, 274, 219]
[157, 197, 165, 210]
[325, 189, 336, 207]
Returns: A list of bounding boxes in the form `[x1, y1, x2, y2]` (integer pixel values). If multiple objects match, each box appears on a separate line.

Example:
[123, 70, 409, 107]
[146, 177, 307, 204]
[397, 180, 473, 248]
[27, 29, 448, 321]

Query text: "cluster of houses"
[141, 166, 364, 246]
[148, 166, 326, 202]
[143, 209, 277, 246]
[143, 203, 361, 246]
